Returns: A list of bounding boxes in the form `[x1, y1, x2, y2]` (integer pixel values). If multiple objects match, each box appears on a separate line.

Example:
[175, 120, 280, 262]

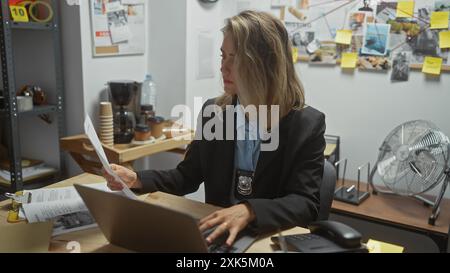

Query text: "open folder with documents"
[19, 183, 112, 236]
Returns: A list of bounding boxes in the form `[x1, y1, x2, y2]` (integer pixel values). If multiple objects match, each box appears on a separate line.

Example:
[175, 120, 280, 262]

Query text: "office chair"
[317, 160, 337, 221]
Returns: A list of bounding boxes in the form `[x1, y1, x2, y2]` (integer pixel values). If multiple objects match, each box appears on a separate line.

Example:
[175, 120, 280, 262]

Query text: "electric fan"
[369, 120, 450, 225]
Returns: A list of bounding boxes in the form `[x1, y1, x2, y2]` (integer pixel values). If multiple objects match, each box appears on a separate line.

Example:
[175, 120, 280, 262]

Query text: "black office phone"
[271, 221, 368, 253]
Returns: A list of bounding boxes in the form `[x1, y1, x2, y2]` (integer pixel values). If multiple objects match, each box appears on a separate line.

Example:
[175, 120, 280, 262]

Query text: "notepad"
[430, 11, 449, 29]
[422, 56, 443, 75]
[366, 239, 404, 253]
[335, 30, 352, 45]
[341, 52, 358, 68]
[396, 1, 415, 18]
[439, 31, 450, 49]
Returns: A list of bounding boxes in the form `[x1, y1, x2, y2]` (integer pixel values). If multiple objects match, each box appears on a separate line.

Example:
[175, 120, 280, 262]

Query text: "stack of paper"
[20, 183, 111, 236]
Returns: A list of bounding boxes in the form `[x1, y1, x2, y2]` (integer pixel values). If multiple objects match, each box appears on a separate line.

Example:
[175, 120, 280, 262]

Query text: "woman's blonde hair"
[217, 10, 305, 122]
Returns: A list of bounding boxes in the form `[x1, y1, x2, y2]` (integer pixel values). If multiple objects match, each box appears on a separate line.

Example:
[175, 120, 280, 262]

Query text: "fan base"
[334, 187, 370, 205]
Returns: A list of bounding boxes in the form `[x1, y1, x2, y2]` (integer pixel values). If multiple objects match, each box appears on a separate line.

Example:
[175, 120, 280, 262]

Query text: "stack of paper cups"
[99, 102, 114, 147]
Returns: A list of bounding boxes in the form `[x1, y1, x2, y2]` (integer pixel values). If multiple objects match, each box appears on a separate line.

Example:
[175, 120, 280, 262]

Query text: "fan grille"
[377, 120, 449, 196]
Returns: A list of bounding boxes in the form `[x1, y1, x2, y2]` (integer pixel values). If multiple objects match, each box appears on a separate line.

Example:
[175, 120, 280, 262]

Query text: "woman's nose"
[221, 63, 228, 75]
[221, 61, 230, 75]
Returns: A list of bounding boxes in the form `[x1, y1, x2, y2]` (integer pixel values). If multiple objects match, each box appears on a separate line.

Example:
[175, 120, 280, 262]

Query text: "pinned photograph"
[107, 5, 131, 44]
[391, 52, 411, 81]
[351, 35, 364, 53]
[286, 22, 315, 56]
[411, 28, 448, 65]
[306, 39, 321, 54]
[358, 55, 391, 71]
[417, 7, 432, 28]
[93, 0, 104, 15]
[361, 23, 391, 56]
[376, 2, 398, 24]
[388, 18, 420, 38]
[358, 0, 374, 12]
[414, 28, 439, 56]
[309, 41, 338, 65]
[347, 12, 373, 35]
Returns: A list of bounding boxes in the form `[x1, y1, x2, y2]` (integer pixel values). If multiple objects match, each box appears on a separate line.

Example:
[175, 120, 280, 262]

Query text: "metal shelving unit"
[0, 0, 66, 192]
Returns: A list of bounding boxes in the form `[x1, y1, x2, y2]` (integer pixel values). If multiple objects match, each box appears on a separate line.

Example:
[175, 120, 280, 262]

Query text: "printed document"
[84, 114, 137, 200]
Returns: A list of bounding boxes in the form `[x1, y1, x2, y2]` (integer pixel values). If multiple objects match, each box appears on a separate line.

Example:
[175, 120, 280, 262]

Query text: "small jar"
[134, 124, 152, 141]
[149, 116, 165, 139]
[140, 104, 155, 125]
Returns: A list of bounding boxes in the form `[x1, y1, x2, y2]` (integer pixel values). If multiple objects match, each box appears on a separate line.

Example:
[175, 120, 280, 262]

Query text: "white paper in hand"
[84, 114, 137, 200]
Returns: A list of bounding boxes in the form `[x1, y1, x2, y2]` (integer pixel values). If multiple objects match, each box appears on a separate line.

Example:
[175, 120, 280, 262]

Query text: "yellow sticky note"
[292, 47, 299, 63]
[341, 52, 358, 68]
[439, 31, 450, 49]
[9, 6, 29, 23]
[367, 239, 404, 253]
[397, 1, 415, 18]
[430, 11, 449, 29]
[422, 56, 443, 75]
[335, 30, 353, 45]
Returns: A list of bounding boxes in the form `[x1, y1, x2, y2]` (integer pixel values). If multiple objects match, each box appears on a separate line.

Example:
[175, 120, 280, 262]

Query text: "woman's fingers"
[102, 164, 128, 190]
[199, 212, 219, 228]
[205, 221, 229, 244]
[109, 184, 124, 191]
[225, 227, 240, 247]
[107, 181, 124, 191]
[199, 214, 222, 232]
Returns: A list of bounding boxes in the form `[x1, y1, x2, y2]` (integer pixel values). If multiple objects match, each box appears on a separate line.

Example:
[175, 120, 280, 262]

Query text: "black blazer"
[138, 99, 326, 234]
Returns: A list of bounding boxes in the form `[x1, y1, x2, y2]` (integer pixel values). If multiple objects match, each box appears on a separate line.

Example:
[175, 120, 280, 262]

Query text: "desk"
[60, 133, 193, 174]
[331, 181, 450, 252]
[0, 173, 308, 253]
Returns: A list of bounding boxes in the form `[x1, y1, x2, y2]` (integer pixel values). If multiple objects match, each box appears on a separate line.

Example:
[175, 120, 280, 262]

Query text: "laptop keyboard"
[207, 243, 238, 253]
[203, 228, 238, 253]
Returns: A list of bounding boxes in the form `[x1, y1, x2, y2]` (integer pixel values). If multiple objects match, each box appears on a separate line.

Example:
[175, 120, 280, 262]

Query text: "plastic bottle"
[140, 74, 157, 114]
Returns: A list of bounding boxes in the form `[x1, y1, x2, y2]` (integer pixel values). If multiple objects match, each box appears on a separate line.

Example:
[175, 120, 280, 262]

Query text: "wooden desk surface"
[0, 173, 308, 253]
[332, 181, 450, 236]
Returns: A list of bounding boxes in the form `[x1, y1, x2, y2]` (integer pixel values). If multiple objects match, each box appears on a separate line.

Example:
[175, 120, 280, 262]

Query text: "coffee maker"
[108, 81, 141, 144]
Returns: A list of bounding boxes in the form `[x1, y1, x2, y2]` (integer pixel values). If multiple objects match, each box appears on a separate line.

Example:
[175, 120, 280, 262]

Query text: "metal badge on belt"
[235, 169, 254, 197]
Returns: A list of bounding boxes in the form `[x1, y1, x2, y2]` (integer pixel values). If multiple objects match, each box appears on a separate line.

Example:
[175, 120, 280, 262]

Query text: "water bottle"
[141, 74, 157, 113]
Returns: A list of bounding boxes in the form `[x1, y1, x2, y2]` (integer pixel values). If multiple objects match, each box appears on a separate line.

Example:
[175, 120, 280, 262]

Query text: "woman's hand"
[102, 164, 143, 191]
[198, 203, 256, 247]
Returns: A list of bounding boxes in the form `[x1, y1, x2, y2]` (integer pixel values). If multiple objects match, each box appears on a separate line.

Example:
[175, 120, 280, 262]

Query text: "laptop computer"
[74, 184, 257, 253]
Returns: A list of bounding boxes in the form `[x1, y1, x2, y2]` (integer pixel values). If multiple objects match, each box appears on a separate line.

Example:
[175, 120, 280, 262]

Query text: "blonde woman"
[104, 11, 326, 248]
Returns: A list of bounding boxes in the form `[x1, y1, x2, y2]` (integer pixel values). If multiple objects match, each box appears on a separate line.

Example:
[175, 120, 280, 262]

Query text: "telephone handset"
[308, 221, 362, 248]
[271, 221, 368, 253]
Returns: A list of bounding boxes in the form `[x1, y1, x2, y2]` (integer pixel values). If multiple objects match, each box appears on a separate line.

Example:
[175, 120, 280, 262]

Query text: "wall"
[141, 0, 234, 201]
[241, 0, 450, 198]
[185, 0, 225, 119]
[78, 1, 149, 128]
[135, 0, 188, 174]
[61, 0, 149, 176]
[60, 1, 450, 199]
